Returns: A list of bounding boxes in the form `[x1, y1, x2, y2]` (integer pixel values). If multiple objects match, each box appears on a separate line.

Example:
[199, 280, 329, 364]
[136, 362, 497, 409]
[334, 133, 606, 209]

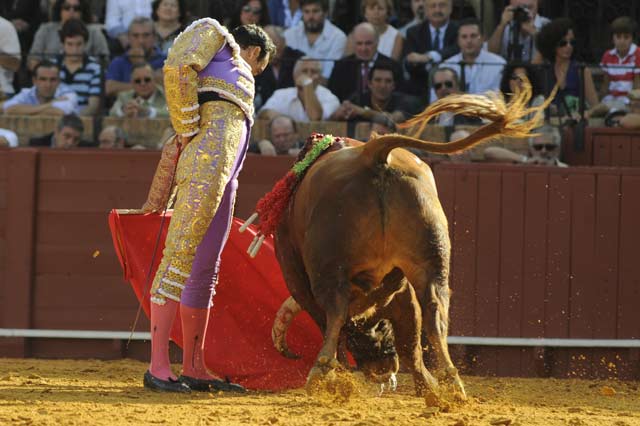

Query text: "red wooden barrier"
[1, 151, 639, 379]
[438, 163, 640, 378]
[565, 127, 640, 167]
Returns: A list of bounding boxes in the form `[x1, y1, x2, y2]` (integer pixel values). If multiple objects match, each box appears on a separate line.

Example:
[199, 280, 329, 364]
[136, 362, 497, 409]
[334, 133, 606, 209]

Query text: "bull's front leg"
[306, 275, 351, 395]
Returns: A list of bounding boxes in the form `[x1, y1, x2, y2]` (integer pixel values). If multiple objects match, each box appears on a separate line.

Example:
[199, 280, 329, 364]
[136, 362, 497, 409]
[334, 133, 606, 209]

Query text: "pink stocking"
[180, 304, 219, 379]
[149, 299, 179, 380]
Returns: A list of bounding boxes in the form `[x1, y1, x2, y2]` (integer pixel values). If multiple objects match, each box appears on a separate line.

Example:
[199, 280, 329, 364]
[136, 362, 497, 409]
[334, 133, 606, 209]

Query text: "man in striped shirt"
[57, 19, 101, 116]
[600, 16, 640, 111]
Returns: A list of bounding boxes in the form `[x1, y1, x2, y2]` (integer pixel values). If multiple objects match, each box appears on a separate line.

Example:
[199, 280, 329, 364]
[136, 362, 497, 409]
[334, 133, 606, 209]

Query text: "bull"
[248, 84, 552, 403]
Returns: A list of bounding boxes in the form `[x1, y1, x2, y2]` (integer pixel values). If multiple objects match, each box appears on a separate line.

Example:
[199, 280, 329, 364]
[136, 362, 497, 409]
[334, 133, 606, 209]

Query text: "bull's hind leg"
[406, 224, 466, 399]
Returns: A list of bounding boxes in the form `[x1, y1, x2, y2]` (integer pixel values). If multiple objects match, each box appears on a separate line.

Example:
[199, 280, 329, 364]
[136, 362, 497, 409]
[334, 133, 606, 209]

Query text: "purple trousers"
[179, 121, 250, 308]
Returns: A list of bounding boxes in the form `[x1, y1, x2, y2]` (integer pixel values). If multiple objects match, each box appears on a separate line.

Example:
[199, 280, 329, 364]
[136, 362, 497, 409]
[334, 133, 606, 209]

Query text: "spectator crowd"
[0, 0, 638, 163]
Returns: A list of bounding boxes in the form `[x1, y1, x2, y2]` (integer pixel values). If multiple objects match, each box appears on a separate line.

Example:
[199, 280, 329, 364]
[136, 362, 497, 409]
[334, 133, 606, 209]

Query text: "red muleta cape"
[108, 210, 322, 390]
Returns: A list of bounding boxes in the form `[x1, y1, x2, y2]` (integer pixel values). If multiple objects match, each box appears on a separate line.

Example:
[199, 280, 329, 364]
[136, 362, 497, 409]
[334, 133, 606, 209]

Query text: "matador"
[140, 19, 274, 393]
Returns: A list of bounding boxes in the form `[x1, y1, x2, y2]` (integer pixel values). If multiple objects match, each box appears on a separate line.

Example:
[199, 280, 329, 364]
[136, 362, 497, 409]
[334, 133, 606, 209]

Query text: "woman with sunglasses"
[534, 18, 599, 119]
[151, 0, 187, 54]
[28, 0, 110, 69]
[229, 0, 271, 29]
[499, 62, 545, 109]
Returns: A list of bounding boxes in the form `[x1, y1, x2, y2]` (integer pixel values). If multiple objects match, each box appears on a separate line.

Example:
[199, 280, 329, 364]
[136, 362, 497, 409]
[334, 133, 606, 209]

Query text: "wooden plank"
[631, 135, 640, 167]
[545, 172, 571, 338]
[498, 171, 525, 338]
[567, 173, 598, 379]
[37, 181, 151, 213]
[432, 165, 456, 239]
[496, 347, 523, 376]
[0, 152, 5, 318]
[521, 171, 548, 338]
[0, 182, 6, 210]
[568, 174, 597, 339]
[592, 174, 621, 339]
[472, 170, 502, 375]
[474, 171, 501, 337]
[591, 135, 611, 166]
[0, 149, 38, 356]
[449, 168, 478, 336]
[32, 307, 148, 331]
[610, 135, 631, 167]
[617, 175, 640, 339]
[36, 212, 119, 245]
[38, 150, 160, 182]
[33, 275, 140, 311]
[36, 244, 122, 276]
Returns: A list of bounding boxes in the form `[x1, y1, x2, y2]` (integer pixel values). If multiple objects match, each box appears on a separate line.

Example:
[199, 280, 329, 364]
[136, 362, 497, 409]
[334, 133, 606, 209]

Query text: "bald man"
[328, 22, 403, 102]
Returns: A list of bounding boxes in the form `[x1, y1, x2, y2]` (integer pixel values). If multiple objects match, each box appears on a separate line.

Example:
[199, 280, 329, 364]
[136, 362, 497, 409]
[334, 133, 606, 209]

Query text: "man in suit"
[328, 22, 403, 102]
[404, 0, 459, 98]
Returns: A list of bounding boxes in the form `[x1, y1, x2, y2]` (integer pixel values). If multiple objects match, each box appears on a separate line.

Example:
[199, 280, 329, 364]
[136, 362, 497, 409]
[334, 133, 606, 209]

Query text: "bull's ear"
[368, 131, 379, 142]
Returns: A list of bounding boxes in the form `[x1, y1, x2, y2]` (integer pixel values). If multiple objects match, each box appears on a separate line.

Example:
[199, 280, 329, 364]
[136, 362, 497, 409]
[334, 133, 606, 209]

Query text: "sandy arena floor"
[0, 358, 638, 426]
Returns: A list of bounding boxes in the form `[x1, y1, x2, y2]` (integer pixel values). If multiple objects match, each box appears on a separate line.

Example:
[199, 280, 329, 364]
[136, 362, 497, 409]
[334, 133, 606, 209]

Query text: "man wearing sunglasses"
[431, 67, 481, 126]
[109, 63, 168, 118]
[484, 124, 567, 167]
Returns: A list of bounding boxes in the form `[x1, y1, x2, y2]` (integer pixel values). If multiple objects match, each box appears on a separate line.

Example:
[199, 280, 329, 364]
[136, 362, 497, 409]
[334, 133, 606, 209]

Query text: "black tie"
[433, 28, 441, 51]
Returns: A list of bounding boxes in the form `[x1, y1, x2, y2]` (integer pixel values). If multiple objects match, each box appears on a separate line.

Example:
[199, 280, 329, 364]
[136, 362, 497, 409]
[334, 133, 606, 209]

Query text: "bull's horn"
[272, 296, 303, 359]
[239, 212, 258, 233]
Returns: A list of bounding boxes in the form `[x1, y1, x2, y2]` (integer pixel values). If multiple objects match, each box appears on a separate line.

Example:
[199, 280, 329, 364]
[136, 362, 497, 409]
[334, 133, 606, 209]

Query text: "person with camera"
[487, 0, 549, 62]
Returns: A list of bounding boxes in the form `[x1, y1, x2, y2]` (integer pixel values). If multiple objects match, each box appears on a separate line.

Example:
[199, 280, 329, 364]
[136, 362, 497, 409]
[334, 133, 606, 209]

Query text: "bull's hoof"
[305, 365, 331, 396]
[305, 360, 358, 401]
[424, 390, 443, 408]
[443, 367, 467, 401]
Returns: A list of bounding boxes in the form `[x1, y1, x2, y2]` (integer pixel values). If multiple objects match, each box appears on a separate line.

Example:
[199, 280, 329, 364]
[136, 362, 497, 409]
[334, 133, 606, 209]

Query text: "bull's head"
[346, 319, 399, 385]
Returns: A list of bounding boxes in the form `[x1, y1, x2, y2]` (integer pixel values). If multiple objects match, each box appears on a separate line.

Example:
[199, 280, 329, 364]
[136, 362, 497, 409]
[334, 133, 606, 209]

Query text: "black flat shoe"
[143, 370, 191, 393]
[179, 375, 247, 393]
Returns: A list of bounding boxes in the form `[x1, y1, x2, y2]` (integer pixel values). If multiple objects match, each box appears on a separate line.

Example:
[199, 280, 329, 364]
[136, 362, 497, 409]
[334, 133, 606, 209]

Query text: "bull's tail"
[362, 78, 558, 166]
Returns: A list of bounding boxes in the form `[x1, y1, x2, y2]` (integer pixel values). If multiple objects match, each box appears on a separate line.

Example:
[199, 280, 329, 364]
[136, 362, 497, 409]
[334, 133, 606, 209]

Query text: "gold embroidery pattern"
[150, 102, 246, 305]
[199, 76, 255, 121]
[164, 21, 225, 136]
